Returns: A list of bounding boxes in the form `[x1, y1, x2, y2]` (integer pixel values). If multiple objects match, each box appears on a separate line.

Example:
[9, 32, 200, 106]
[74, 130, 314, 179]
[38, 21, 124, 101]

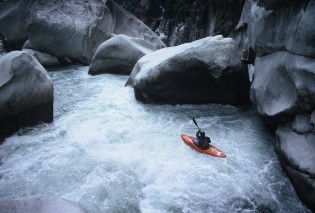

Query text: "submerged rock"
[127, 35, 250, 105]
[275, 124, 315, 212]
[0, 51, 53, 140]
[0, 195, 87, 213]
[89, 34, 158, 75]
[250, 51, 315, 126]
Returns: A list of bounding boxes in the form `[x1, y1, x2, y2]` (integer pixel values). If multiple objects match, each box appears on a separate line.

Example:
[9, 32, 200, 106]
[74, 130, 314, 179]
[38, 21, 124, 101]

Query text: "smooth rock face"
[127, 35, 250, 105]
[250, 51, 315, 126]
[22, 49, 60, 68]
[106, 0, 165, 49]
[89, 34, 158, 75]
[0, 0, 113, 64]
[0, 195, 87, 213]
[244, 0, 315, 57]
[0, 51, 53, 140]
[275, 124, 315, 212]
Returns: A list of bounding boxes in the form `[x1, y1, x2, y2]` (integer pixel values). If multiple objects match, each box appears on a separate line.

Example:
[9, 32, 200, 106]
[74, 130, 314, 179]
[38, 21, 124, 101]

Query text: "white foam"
[0, 66, 310, 213]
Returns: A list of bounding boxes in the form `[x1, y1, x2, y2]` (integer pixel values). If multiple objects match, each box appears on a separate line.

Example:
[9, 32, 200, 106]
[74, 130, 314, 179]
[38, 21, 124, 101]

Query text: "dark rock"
[106, 0, 165, 49]
[275, 124, 315, 212]
[311, 110, 315, 127]
[89, 34, 158, 75]
[250, 51, 315, 126]
[22, 49, 60, 68]
[116, 0, 245, 47]
[0, 40, 5, 56]
[0, 195, 87, 213]
[0, 0, 113, 64]
[126, 35, 250, 105]
[256, 0, 308, 10]
[0, 51, 53, 140]
[242, 0, 315, 57]
[0, 0, 30, 48]
[291, 114, 314, 135]
[22, 40, 34, 49]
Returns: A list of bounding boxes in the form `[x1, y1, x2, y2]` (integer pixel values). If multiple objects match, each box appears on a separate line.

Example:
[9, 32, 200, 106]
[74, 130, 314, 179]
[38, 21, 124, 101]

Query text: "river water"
[0, 66, 311, 213]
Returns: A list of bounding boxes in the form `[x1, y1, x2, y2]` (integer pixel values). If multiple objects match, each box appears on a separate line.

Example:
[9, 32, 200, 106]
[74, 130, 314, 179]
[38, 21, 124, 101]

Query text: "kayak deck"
[180, 134, 226, 158]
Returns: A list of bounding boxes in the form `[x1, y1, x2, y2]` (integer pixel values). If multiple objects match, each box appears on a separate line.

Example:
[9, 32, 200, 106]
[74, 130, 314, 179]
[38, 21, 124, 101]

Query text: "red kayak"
[180, 134, 226, 158]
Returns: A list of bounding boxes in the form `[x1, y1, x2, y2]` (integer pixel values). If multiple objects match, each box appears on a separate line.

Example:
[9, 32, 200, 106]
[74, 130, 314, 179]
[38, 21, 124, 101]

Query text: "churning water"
[0, 66, 311, 213]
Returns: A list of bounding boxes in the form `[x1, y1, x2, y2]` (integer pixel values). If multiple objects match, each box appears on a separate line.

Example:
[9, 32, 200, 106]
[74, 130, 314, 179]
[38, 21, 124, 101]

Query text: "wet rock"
[127, 35, 250, 105]
[0, 0, 113, 64]
[22, 49, 60, 68]
[89, 34, 158, 75]
[291, 114, 314, 135]
[250, 51, 315, 126]
[0, 51, 53, 140]
[275, 124, 315, 212]
[0, 195, 87, 213]
[106, 0, 165, 49]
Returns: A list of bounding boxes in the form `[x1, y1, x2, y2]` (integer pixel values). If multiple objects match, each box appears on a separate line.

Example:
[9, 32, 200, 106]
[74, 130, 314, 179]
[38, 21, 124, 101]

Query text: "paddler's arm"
[196, 129, 201, 137]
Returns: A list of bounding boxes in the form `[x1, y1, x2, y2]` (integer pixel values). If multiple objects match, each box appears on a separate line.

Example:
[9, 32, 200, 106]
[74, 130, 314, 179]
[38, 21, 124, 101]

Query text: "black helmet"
[200, 131, 205, 137]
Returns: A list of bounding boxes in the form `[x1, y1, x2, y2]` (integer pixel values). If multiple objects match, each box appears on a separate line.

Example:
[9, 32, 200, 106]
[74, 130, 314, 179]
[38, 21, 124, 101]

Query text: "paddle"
[192, 117, 201, 131]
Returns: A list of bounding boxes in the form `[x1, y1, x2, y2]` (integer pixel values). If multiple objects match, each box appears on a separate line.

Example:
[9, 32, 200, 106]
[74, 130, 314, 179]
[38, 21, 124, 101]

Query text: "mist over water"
[0, 66, 311, 213]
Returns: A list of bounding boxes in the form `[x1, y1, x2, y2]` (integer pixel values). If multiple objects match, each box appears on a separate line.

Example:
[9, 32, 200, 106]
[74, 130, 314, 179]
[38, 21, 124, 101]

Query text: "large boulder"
[27, 0, 112, 65]
[250, 51, 315, 126]
[0, 51, 53, 140]
[0, 195, 87, 213]
[89, 34, 159, 75]
[240, 0, 315, 57]
[126, 35, 250, 105]
[106, 0, 165, 49]
[0, 0, 113, 64]
[22, 49, 60, 68]
[275, 123, 315, 212]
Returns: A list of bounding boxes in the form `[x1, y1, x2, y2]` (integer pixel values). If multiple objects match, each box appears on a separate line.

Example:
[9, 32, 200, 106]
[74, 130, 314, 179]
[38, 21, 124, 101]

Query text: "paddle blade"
[192, 117, 200, 129]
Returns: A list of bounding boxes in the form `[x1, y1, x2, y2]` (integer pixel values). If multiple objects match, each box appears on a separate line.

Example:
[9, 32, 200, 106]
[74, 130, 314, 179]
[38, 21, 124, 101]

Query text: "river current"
[0, 66, 311, 213]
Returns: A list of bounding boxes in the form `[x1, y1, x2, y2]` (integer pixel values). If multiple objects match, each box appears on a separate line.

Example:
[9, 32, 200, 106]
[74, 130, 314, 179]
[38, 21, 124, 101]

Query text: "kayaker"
[194, 129, 211, 150]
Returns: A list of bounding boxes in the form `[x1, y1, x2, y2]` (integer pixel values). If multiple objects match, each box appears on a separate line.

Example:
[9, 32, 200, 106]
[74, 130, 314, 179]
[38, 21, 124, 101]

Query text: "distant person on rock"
[193, 129, 211, 150]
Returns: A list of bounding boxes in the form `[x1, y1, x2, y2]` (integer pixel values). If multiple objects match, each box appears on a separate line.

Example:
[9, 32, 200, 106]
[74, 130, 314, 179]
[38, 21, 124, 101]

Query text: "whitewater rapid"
[0, 66, 311, 213]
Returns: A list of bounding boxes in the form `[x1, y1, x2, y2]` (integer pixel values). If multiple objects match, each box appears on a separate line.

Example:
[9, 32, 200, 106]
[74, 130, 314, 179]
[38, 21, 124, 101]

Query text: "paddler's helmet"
[200, 130, 205, 137]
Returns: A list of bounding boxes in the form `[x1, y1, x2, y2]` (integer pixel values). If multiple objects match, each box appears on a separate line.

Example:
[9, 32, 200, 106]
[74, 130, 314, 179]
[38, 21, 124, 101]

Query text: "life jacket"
[200, 139, 210, 149]
[196, 137, 210, 150]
